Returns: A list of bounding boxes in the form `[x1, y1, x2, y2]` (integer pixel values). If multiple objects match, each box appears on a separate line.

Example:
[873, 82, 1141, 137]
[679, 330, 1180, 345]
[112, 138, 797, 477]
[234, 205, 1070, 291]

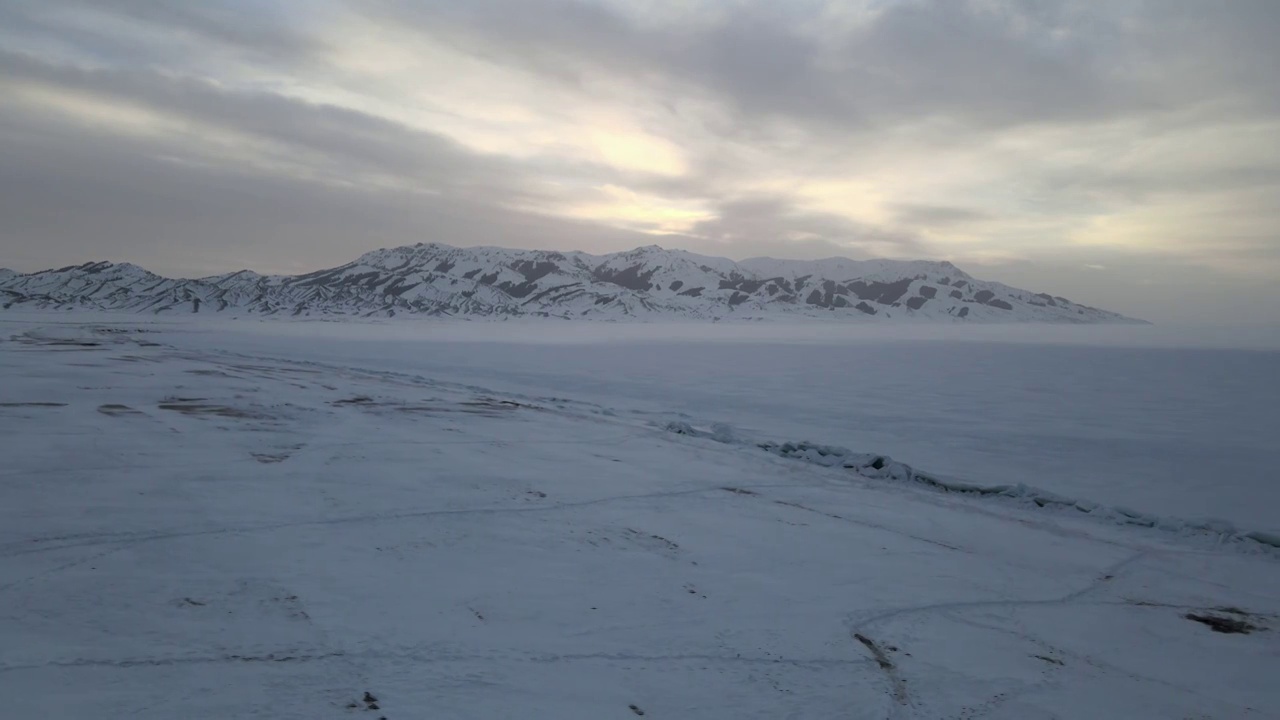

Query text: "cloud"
[0, 105, 675, 276]
[360, 0, 1277, 134]
[688, 197, 929, 259]
[0, 0, 1277, 324]
[0, 0, 325, 67]
[0, 50, 523, 195]
[891, 203, 992, 227]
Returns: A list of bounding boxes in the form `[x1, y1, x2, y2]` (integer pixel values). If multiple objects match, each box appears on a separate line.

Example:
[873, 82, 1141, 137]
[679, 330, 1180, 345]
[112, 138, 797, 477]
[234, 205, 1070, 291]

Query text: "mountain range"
[0, 243, 1140, 323]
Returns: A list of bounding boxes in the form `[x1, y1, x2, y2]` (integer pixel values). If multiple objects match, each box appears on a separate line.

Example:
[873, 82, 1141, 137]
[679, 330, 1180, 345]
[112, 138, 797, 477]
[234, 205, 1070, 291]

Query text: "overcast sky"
[1, 0, 1277, 322]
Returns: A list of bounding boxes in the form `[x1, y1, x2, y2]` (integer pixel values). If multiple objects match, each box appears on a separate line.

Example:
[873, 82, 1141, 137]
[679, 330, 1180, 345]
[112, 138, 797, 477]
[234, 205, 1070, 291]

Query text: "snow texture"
[665, 423, 1279, 550]
[1, 316, 1276, 720]
[0, 243, 1141, 323]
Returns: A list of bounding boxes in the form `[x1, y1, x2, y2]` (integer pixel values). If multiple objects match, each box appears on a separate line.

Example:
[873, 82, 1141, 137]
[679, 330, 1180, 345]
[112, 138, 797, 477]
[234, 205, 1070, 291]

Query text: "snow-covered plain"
[1, 314, 1277, 719]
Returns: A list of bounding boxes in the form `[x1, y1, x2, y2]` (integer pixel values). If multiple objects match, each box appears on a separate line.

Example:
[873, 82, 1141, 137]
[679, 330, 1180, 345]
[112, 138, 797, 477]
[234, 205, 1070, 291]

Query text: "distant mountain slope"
[0, 243, 1141, 322]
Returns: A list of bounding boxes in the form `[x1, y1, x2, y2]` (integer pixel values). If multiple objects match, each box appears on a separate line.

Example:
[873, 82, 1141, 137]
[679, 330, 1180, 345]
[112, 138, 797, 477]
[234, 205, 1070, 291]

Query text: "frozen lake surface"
[1, 314, 1277, 719]
[153, 316, 1280, 532]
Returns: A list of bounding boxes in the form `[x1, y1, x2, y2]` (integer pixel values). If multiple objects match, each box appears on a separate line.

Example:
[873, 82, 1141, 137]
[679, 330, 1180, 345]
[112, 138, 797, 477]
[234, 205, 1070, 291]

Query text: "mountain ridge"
[0, 243, 1143, 323]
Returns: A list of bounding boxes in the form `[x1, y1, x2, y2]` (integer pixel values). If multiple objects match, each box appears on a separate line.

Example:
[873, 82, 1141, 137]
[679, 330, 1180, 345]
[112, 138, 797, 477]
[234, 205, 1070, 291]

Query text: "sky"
[0, 0, 1277, 323]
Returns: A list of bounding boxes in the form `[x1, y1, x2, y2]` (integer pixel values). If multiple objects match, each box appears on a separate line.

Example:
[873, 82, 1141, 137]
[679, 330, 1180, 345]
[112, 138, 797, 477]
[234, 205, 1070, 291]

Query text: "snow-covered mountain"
[0, 244, 1140, 322]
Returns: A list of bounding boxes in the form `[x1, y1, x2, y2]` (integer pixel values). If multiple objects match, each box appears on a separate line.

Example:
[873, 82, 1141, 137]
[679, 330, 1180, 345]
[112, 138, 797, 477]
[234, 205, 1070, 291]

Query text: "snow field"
[1, 318, 1276, 719]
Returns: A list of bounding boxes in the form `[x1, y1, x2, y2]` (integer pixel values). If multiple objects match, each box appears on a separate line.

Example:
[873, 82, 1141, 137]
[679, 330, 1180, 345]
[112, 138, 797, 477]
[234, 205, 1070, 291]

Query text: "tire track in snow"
[0, 543, 131, 594]
[0, 482, 810, 580]
[849, 550, 1149, 633]
[844, 550, 1149, 720]
[0, 648, 872, 675]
